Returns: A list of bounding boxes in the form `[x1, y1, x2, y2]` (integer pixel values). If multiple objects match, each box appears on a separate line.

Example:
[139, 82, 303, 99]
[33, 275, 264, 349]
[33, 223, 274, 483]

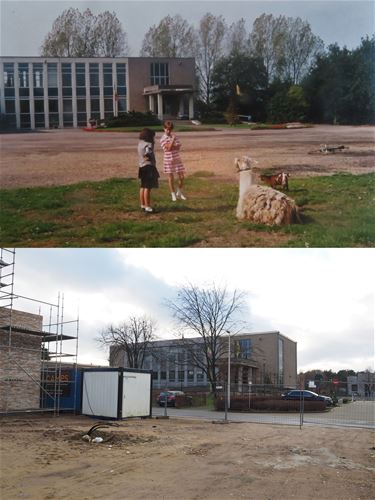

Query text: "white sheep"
[235, 156, 300, 225]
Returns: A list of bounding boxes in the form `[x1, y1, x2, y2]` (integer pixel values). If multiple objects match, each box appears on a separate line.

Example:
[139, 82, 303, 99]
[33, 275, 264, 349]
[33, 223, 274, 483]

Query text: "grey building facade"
[110, 331, 297, 391]
[0, 56, 196, 129]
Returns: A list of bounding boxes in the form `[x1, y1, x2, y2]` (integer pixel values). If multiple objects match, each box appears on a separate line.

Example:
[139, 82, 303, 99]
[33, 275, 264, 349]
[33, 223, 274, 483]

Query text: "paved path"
[152, 401, 375, 429]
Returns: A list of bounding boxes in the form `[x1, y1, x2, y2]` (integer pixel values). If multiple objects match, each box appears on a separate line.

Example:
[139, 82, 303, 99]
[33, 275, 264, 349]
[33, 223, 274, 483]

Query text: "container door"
[82, 371, 119, 418]
[122, 372, 151, 418]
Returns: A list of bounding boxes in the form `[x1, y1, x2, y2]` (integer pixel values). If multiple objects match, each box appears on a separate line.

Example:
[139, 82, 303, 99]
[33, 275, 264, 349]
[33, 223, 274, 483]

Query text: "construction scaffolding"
[0, 248, 79, 415]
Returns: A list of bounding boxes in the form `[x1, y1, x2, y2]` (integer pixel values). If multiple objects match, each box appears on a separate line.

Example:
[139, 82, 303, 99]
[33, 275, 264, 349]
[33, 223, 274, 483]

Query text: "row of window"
[3, 61, 168, 90]
[152, 369, 205, 382]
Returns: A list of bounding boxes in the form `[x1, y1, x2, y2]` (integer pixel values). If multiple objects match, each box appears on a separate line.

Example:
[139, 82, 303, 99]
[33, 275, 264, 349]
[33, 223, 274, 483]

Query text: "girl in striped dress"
[160, 120, 186, 201]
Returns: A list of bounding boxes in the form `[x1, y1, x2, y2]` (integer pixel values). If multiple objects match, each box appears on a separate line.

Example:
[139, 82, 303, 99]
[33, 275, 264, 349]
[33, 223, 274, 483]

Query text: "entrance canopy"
[143, 84, 195, 120]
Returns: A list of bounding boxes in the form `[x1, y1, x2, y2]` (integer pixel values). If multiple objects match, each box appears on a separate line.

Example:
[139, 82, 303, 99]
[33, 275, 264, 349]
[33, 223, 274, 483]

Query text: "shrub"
[215, 395, 327, 412]
[267, 85, 308, 123]
[105, 111, 161, 128]
[198, 110, 226, 124]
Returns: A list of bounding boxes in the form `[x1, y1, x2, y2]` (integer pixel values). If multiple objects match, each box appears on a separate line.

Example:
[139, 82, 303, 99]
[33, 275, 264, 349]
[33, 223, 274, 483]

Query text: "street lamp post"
[226, 331, 231, 410]
[248, 381, 252, 410]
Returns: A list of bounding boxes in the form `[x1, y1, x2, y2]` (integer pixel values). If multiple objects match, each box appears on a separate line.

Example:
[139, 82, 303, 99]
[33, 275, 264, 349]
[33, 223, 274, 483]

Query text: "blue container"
[41, 368, 82, 411]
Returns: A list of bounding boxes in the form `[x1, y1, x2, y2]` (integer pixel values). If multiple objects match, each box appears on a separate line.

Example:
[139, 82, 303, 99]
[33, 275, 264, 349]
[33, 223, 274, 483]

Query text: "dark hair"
[139, 128, 156, 143]
[163, 120, 174, 130]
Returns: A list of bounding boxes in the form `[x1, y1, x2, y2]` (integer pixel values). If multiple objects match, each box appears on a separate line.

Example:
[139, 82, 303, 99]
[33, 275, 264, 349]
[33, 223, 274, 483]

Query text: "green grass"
[1, 173, 374, 247]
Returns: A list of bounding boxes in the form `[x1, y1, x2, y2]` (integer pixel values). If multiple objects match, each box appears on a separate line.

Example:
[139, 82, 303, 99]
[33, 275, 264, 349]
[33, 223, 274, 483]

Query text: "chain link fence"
[153, 382, 375, 429]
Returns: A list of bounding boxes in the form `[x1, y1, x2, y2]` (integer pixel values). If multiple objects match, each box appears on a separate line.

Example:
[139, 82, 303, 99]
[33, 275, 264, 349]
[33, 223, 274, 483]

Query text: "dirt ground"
[1, 125, 374, 189]
[0, 414, 374, 500]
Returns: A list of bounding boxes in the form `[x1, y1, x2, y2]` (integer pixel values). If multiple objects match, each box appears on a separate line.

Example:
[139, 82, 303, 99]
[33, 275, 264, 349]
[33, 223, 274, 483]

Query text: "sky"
[1, 0, 374, 56]
[8, 248, 375, 373]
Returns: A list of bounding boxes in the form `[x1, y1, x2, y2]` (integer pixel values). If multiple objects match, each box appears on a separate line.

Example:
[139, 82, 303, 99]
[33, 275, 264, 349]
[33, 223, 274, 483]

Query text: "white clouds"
[11, 248, 375, 371]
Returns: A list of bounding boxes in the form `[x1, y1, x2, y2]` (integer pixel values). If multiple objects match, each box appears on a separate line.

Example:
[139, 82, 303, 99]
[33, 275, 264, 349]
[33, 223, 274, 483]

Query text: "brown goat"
[260, 172, 289, 191]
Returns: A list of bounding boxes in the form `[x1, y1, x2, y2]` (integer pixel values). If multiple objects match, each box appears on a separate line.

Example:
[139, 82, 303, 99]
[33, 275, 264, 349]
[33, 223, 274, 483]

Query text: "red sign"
[333, 379, 339, 385]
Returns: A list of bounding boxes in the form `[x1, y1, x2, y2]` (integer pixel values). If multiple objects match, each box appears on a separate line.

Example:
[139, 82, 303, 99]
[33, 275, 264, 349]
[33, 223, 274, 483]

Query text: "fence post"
[299, 394, 304, 429]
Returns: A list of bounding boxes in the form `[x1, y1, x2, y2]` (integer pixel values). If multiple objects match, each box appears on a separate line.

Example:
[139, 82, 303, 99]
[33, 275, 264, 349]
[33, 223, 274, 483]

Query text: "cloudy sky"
[1, 0, 374, 56]
[8, 248, 374, 373]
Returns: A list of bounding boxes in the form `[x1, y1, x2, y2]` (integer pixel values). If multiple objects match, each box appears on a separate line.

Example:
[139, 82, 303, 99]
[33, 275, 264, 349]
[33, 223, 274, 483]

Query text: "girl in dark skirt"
[137, 128, 160, 213]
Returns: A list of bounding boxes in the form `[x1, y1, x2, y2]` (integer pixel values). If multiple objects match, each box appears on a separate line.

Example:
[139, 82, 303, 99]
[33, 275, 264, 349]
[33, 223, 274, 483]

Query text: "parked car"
[157, 390, 185, 407]
[282, 390, 332, 405]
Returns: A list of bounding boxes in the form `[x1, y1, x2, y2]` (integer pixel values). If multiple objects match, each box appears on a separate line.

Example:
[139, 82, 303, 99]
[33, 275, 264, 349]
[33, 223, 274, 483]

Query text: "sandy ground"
[1, 125, 374, 189]
[0, 414, 374, 500]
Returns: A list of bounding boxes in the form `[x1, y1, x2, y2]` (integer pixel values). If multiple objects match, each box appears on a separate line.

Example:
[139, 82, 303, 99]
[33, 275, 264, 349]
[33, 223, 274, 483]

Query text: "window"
[150, 62, 169, 85]
[116, 63, 126, 95]
[160, 371, 166, 380]
[5, 100, 15, 113]
[20, 100, 30, 113]
[187, 370, 194, 382]
[234, 339, 252, 359]
[4, 63, 14, 87]
[169, 370, 176, 382]
[90, 99, 100, 112]
[76, 63, 86, 86]
[177, 352, 185, 364]
[103, 63, 113, 96]
[47, 63, 58, 87]
[197, 371, 204, 383]
[33, 63, 44, 97]
[178, 370, 184, 382]
[152, 371, 158, 380]
[89, 63, 99, 95]
[18, 63, 29, 88]
[49, 100, 58, 113]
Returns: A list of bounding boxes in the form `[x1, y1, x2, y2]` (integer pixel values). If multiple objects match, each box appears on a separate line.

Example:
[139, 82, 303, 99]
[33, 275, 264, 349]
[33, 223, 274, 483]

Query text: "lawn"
[1, 172, 374, 247]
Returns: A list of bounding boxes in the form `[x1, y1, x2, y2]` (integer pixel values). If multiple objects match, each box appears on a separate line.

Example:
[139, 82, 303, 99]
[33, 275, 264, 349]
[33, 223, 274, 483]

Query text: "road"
[152, 400, 375, 429]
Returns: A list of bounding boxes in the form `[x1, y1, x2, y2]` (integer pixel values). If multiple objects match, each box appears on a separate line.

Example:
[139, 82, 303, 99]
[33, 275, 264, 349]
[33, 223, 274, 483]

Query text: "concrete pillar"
[188, 94, 194, 119]
[14, 63, 20, 129]
[0, 63, 5, 120]
[28, 62, 35, 130]
[57, 60, 63, 128]
[148, 94, 155, 113]
[157, 93, 163, 120]
[43, 62, 49, 129]
[85, 62, 91, 126]
[99, 62, 104, 122]
[72, 62, 77, 128]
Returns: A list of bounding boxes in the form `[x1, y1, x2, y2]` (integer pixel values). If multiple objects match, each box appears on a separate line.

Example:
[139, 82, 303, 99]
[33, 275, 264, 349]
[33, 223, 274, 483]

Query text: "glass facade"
[0, 59, 129, 129]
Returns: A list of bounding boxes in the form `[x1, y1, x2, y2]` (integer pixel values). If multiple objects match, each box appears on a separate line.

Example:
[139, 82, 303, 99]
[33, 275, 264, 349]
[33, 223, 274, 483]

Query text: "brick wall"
[0, 309, 43, 411]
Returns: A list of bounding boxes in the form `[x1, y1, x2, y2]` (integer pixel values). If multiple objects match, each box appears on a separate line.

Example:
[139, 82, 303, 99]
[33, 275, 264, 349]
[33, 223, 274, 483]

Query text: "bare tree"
[249, 13, 286, 85]
[97, 316, 156, 368]
[249, 14, 323, 85]
[282, 17, 324, 84]
[165, 282, 246, 395]
[140, 14, 195, 57]
[195, 13, 227, 104]
[95, 11, 129, 57]
[40, 8, 128, 57]
[226, 18, 248, 56]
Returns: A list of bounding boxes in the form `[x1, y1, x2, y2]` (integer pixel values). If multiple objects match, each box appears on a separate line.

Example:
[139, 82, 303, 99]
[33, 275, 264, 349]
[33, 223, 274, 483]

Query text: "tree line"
[41, 8, 375, 124]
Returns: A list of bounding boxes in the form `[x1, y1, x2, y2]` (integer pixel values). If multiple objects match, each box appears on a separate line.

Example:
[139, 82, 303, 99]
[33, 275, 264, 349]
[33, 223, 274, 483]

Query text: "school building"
[110, 331, 298, 391]
[0, 57, 196, 129]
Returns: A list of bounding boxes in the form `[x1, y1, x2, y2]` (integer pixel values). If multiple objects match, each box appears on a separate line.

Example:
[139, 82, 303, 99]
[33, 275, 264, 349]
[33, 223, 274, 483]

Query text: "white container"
[81, 368, 152, 419]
